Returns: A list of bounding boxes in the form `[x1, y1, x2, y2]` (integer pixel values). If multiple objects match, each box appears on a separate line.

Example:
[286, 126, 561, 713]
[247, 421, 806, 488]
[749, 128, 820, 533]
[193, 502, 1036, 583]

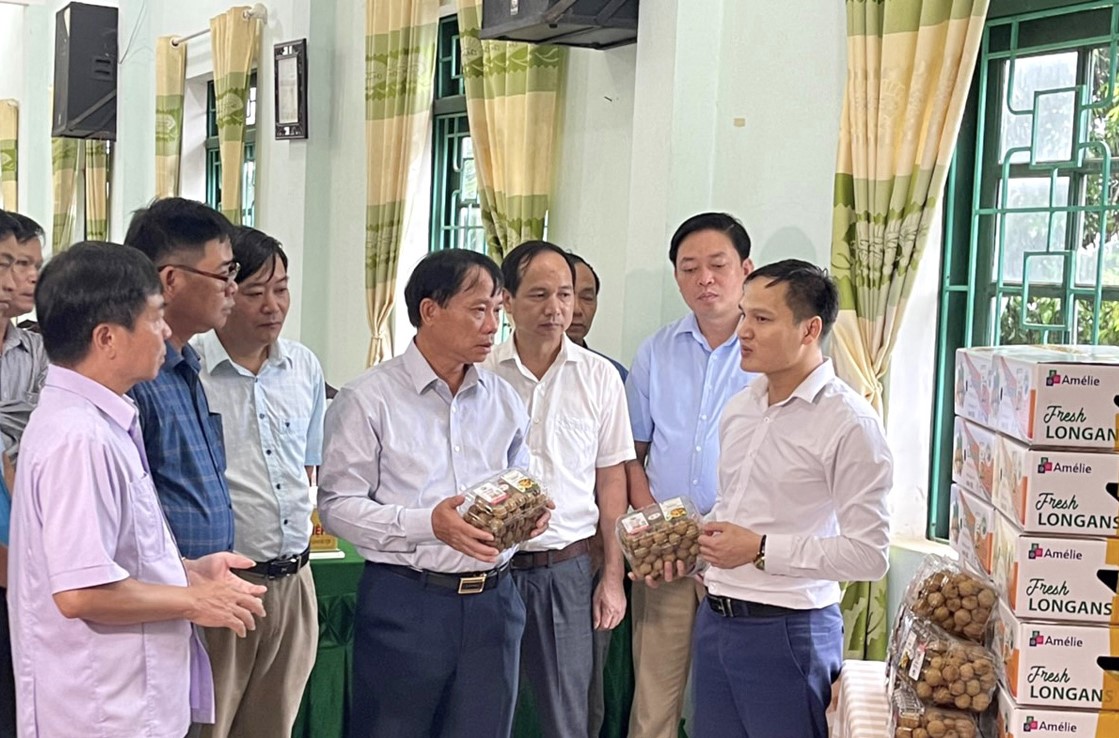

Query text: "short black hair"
[125, 197, 232, 265]
[230, 226, 288, 284]
[568, 252, 600, 295]
[669, 212, 751, 265]
[9, 213, 44, 244]
[0, 210, 16, 241]
[501, 240, 576, 296]
[36, 241, 163, 366]
[745, 259, 839, 339]
[404, 248, 504, 328]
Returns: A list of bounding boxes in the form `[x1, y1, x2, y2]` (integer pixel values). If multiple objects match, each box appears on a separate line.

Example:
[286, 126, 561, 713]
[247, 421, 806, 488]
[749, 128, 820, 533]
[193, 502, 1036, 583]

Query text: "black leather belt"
[376, 561, 511, 595]
[706, 594, 800, 618]
[247, 548, 310, 579]
[511, 538, 591, 570]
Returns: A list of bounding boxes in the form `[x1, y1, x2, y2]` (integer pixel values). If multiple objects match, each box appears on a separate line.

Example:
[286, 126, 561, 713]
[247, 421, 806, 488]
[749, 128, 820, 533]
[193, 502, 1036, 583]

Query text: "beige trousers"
[201, 565, 318, 738]
[628, 576, 706, 738]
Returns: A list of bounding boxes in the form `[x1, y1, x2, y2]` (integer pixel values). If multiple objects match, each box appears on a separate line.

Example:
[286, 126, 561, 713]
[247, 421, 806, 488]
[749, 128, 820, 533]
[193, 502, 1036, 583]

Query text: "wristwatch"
[753, 535, 767, 571]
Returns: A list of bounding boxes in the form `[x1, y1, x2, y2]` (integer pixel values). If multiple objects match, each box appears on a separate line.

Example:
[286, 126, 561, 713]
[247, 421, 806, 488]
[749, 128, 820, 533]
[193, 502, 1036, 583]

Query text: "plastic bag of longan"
[903, 554, 998, 644]
[890, 682, 981, 738]
[616, 496, 705, 581]
[893, 618, 998, 715]
[459, 469, 549, 552]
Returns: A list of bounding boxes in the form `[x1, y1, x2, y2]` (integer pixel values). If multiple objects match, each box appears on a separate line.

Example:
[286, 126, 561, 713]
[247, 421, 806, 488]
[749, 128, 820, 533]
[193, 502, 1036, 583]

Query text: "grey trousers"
[513, 553, 595, 738]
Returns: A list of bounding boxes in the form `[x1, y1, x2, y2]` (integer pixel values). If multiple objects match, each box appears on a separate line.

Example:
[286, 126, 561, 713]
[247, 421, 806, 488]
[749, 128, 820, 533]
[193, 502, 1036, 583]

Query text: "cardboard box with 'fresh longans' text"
[996, 689, 1119, 737]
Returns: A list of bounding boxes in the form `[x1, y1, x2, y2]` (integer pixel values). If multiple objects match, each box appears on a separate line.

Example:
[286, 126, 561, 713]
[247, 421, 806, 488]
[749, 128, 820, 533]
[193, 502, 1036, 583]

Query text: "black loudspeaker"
[52, 2, 118, 140]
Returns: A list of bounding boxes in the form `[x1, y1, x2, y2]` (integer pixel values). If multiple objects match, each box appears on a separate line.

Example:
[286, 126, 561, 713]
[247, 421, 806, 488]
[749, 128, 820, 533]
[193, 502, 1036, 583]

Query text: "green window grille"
[205, 73, 257, 227]
[430, 15, 486, 254]
[930, 0, 1119, 537]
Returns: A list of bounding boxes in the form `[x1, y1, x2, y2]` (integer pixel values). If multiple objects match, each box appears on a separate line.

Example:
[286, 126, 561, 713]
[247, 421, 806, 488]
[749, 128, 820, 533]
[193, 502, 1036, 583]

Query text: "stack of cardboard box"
[951, 345, 1119, 737]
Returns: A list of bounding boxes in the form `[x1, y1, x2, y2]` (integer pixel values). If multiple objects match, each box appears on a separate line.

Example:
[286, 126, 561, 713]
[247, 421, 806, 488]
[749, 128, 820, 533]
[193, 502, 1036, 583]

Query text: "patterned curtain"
[51, 138, 79, 254]
[155, 36, 187, 198]
[0, 100, 17, 210]
[364, 0, 438, 366]
[456, 0, 565, 261]
[84, 141, 110, 241]
[831, 0, 990, 660]
[210, 6, 261, 225]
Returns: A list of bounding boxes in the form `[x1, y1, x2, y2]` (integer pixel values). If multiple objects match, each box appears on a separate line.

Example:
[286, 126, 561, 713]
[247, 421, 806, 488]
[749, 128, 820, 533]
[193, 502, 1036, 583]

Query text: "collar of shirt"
[672, 311, 740, 353]
[401, 339, 487, 396]
[745, 358, 836, 409]
[43, 364, 139, 435]
[163, 340, 202, 375]
[195, 331, 289, 377]
[1, 324, 34, 354]
[491, 334, 583, 380]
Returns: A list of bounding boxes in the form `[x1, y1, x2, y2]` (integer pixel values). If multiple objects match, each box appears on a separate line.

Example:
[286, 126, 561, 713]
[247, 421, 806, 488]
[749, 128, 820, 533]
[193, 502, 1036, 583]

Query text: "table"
[832, 659, 890, 738]
[292, 540, 364, 738]
[290, 543, 638, 738]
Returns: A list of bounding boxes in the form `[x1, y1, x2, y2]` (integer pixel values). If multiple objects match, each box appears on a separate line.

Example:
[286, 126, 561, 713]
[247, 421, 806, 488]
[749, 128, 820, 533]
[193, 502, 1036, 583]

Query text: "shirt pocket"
[554, 416, 596, 472]
[130, 474, 170, 559]
[278, 415, 310, 442]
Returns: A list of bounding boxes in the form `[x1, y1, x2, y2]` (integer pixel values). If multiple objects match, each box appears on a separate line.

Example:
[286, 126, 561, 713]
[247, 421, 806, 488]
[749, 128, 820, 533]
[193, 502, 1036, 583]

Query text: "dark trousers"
[349, 563, 526, 738]
[513, 554, 594, 738]
[0, 589, 14, 738]
[692, 602, 843, 738]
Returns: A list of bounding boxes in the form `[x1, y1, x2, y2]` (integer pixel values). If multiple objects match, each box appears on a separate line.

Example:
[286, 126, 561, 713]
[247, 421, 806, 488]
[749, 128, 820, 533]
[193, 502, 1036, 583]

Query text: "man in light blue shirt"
[318, 249, 550, 738]
[194, 226, 325, 738]
[625, 212, 755, 738]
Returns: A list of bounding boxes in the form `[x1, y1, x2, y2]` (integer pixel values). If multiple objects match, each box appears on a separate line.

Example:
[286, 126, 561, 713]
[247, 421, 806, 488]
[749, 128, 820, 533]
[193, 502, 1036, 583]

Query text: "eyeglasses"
[159, 262, 241, 285]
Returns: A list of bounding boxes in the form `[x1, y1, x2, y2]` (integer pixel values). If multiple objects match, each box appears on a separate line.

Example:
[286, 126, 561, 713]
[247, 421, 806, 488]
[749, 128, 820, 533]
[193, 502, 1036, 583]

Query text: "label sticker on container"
[908, 643, 927, 682]
[501, 469, 534, 491]
[660, 497, 689, 521]
[474, 482, 508, 505]
[621, 512, 650, 536]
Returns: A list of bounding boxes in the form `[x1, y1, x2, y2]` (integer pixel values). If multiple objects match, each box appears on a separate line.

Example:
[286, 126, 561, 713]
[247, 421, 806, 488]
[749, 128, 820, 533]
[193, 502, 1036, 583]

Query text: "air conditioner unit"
[481, 0, 639, 50]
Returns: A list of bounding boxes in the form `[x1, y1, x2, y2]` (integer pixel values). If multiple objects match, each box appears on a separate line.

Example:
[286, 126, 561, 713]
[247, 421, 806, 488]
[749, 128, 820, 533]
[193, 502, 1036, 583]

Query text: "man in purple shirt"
[9, 242, 267, 738]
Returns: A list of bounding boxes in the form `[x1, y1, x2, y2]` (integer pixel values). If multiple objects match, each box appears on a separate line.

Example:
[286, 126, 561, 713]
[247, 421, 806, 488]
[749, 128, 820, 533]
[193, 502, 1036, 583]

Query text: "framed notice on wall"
[274, 39, 307, 139]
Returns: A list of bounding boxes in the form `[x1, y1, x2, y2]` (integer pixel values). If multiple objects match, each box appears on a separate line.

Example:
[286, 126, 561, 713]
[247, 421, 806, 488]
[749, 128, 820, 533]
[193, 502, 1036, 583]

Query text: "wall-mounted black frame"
[273, 38, 307, 140]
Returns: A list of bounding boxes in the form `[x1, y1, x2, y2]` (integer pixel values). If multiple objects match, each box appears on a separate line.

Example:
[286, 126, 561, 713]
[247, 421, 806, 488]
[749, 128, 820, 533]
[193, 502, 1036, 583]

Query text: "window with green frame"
[929, 0, 1119, 537]
[205, 73, 257, 226]
[430, 15, 486, 254]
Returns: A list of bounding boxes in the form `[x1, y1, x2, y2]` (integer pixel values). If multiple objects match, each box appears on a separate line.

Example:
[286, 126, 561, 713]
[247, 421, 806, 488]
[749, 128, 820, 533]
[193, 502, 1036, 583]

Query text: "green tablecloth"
[291, 544, 638, 738]
[292, 541, 364, 738]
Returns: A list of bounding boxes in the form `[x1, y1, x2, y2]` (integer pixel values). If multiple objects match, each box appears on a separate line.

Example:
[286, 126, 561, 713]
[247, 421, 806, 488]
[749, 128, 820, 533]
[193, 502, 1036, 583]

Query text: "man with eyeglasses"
[0, 210, 22, 737]
[0, 213, 46, 475]
[125, 198, 240, 561]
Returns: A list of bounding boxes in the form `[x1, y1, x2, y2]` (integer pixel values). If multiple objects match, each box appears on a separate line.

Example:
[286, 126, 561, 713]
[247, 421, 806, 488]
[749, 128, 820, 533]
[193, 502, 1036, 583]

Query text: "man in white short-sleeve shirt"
[484, 240, 634, 738]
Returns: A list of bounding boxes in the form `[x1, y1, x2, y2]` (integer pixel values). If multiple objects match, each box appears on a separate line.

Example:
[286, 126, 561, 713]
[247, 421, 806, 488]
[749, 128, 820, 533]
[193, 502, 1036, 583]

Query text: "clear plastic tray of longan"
[616, 497, 704, 580]
[889, 682, 981, 738]
[459, 469, 549, 552]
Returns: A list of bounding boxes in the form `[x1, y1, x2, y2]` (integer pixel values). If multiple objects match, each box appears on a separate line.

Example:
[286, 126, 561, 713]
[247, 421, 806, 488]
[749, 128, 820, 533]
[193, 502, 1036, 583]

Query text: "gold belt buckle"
[457, 574, 488, 595]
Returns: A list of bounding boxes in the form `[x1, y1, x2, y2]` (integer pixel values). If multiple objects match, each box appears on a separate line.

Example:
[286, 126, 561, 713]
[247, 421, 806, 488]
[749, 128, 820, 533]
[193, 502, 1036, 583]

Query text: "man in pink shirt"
[8, 241, 267, 738]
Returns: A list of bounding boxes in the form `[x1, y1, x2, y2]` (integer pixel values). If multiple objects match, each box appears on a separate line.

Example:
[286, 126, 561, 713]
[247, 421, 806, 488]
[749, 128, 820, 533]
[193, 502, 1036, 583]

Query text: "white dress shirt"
[706, 359, 892, 610]
[318, 341, 530, 573]
[485, 337, 635, 551]
[193, 332, 326, 561]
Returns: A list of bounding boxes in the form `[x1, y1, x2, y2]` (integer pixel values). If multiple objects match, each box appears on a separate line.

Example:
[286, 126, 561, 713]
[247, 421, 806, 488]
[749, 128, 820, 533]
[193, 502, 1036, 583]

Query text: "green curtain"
[155, 36, 187, 198]
[0, 99, 17, 210]
[830, 0, 990, 658]
[84, 140, 110, 241]
[456, 0, 565, 262]
[51, 138, 79, 254]
[210, 6, 261, 225]
[364, 0, 438, 365]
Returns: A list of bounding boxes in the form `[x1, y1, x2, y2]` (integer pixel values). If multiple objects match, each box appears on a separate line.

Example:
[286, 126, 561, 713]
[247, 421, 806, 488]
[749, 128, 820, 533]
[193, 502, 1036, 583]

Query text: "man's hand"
[699, 522, 763, 569]
[592, 574, 626, 631]
[627, 558, 689, 588]
[432, 495, 500, 563]
[183, 552, 267, 637]
[527, 499, 555, 540]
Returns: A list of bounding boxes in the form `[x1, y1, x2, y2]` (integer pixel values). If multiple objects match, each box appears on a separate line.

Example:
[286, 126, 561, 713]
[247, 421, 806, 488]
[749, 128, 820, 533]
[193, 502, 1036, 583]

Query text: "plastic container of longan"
[616, 497, 704, 580]
[460, 469, 549, 552]
[889, 682, 981, 738]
